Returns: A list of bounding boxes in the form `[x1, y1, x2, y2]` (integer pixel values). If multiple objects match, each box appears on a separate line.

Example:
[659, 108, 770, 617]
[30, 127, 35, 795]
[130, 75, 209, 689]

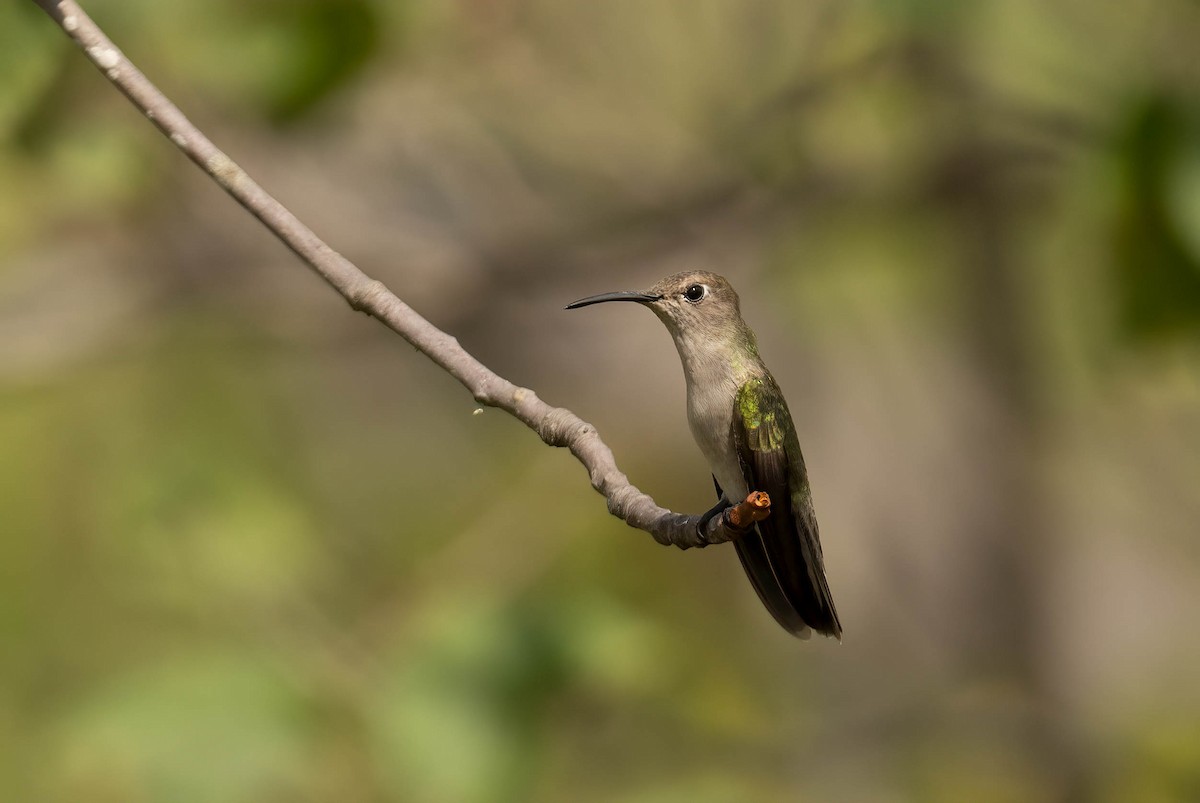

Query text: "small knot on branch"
[472, 382, 495, 406]
[348, 279, 389, 313]
[536, 407, 579, 447]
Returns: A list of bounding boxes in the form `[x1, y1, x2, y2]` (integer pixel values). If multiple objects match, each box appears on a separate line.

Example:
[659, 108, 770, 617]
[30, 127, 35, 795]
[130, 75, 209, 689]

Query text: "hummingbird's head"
[566, 270, 746, 342]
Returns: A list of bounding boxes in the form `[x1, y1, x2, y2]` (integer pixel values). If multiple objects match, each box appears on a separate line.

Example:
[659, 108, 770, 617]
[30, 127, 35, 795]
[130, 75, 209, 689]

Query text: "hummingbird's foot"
[697, 497, 732, 541]
[725, 491, 771, 532]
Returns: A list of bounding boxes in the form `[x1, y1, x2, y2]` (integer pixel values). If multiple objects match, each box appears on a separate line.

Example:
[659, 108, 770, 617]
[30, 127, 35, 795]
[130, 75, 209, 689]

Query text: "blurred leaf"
[615, 771, 780, 803]
[48, 652, 309, 803]
[242, 0, 384, 124]
[0, 2, 68, 148]
[1112, 95, 1200, 340]
[372, 597, 573, 803]
[1106, 719, 1200, 803]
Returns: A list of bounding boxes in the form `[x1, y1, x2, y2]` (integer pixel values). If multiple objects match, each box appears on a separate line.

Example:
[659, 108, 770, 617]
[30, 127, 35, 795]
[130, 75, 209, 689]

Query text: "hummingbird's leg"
[697, 496, 732, 542]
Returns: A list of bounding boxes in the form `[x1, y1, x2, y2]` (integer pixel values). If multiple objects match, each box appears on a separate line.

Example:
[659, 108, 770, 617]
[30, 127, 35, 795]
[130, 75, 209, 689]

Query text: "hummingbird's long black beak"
[565, 290, 662, 310]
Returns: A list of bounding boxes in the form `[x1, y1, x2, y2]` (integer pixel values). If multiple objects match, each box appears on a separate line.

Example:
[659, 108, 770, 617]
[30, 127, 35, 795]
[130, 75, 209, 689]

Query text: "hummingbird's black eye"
[683, 284, 707, 303]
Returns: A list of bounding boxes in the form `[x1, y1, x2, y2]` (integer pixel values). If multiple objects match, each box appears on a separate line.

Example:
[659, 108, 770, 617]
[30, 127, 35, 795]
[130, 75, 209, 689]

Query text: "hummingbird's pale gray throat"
[567, 271, 841, 639]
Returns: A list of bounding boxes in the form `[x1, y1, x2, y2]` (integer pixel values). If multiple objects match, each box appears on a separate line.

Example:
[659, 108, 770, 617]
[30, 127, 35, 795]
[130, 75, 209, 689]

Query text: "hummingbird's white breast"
[676, 336, 757, 503]
[687, 383, 748, 503]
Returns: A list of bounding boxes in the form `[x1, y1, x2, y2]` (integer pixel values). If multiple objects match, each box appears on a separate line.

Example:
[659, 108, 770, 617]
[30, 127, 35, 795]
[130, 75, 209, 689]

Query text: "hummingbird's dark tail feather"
[758, 500, 842, 639]
[747, 469, 842, 639]
[733, 534, 812, 638]
[734, 503, 841, 639]
[788, 499, 842, 638]
[715, 476, 817, 638]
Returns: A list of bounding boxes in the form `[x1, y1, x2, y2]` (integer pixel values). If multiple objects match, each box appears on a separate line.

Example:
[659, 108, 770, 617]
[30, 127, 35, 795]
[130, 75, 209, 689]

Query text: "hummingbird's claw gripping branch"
[30, 0, 755, 553]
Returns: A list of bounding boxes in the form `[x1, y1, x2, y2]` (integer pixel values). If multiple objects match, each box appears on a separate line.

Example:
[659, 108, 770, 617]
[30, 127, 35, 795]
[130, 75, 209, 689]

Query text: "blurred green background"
[3, 1, 1200, 801]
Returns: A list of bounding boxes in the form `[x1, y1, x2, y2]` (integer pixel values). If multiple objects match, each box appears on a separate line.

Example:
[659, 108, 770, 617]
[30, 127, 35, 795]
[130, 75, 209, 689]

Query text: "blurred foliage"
[1112, 95, 1200, 340]
[2, 0, 1200, 801]
[245, 0, 384, 124]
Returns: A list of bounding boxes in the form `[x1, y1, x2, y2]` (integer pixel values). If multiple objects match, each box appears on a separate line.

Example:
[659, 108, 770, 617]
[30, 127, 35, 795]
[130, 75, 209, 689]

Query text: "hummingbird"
[567, 271, 841, 639]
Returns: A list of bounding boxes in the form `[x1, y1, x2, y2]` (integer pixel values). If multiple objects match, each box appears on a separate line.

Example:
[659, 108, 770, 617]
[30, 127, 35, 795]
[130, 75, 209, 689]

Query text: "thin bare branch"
[31, 0, 752, 549]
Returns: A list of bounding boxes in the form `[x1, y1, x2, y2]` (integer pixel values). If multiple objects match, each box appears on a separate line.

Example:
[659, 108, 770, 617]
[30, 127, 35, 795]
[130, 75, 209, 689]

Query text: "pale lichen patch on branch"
[205, 152, 240, 190]
[85, 44, 119, 69]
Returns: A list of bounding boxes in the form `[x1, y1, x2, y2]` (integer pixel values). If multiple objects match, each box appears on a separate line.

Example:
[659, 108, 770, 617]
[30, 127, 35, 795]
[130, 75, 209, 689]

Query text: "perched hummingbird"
[567, 271, 841, 639]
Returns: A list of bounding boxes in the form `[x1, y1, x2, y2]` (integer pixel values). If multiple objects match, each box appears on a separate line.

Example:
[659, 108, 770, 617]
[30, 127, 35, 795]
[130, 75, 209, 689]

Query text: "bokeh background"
[3, 1, 1200, 801]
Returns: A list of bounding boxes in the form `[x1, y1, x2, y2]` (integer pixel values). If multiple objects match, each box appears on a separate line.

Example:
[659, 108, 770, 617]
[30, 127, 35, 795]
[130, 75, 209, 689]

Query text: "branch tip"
[725, 491, 772, 531]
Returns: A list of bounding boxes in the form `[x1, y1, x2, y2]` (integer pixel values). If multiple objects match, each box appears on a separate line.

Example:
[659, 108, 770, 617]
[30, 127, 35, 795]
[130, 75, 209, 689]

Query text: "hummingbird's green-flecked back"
[567, 271, 841, 639]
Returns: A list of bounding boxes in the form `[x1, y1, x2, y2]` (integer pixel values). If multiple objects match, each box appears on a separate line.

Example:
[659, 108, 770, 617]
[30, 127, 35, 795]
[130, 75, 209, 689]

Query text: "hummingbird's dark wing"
[730, 376, 842, 639]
